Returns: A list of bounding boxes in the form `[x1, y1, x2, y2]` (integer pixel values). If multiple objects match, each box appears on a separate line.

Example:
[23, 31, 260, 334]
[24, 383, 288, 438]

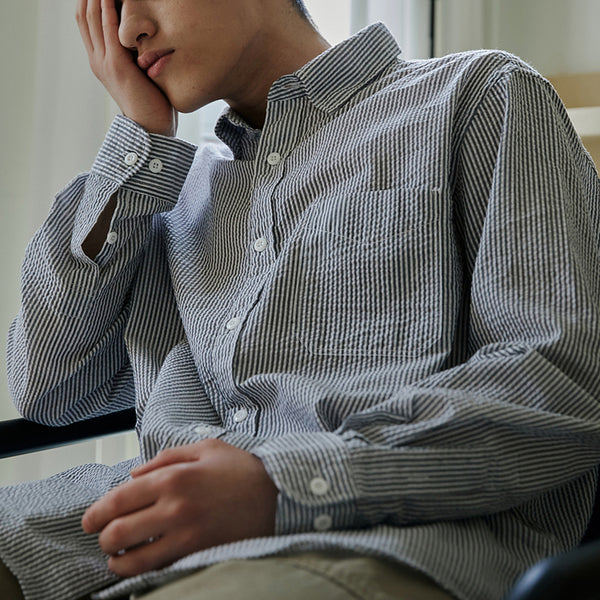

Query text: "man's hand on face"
[81, 439, 279, 577]
[76, 0, 177, 136]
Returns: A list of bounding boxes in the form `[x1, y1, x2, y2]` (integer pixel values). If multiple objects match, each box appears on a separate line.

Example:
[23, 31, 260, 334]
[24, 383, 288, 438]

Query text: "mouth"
[137, 49, 175, 77]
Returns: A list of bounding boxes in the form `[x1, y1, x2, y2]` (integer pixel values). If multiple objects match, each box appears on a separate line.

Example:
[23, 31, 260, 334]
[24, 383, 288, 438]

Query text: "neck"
[225, 22, 330, 129]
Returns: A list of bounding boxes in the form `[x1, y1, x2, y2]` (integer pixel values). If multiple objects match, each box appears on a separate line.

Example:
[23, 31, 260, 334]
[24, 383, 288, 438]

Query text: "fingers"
[82, 477, 156, 534]
[107, 532, 195, 578]
[76, 0, 121, 59]
[98, 504, 163, 556]
[101, 0, 122, 50]
[130, 445, 203, 478]
[85, 0, 105, 56]
[75, 0, 94, 55]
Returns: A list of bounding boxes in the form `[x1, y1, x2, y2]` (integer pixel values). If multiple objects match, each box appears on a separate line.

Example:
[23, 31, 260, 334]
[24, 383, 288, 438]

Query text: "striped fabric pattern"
[2, 22, 600, 600]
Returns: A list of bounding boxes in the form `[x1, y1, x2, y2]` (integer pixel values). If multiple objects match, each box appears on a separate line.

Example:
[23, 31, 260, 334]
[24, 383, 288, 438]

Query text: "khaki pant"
[1, 552, 454, 600]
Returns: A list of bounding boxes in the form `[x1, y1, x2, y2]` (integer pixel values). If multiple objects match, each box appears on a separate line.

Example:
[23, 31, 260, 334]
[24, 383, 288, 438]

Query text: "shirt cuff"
[92, 115, 197, 201]
[71, 115, 197, 262]
[252, 432, 359, 535]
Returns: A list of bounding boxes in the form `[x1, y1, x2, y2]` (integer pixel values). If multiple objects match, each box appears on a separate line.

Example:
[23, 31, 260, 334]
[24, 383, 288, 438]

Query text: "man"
[1, 0, 600, 599]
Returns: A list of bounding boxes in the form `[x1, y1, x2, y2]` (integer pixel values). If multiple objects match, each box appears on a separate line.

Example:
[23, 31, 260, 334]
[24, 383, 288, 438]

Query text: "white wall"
[1, 2, 113, 424]
[436, 0, 600, 76]
[0, 2, 40, 422]
[0, 1, 129, 485]
[488, 0, 600, 75]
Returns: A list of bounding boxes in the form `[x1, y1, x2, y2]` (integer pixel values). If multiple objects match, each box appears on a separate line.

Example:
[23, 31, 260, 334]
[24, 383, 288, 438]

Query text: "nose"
[118, 5, 157, 49]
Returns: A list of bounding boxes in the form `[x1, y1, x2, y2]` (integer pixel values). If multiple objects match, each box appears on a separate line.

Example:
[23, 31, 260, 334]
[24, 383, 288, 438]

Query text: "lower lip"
[147, 52, 173, 78]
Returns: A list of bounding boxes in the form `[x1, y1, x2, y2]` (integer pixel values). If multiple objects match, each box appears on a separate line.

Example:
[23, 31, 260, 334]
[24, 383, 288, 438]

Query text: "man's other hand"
[81, 439, 278, 577]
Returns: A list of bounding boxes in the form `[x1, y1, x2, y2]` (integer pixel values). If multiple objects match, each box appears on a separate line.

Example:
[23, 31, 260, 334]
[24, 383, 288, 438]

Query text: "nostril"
[136, 32, 148, 42]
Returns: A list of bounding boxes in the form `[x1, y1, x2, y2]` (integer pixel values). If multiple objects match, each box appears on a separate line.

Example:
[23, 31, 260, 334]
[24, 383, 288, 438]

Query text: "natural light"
[305, 0, 353, 44]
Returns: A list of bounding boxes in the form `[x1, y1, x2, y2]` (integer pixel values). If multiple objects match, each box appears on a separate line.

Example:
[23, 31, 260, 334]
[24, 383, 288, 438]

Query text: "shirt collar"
[271, 22, 400, 113]
[215, 22, 400, 152]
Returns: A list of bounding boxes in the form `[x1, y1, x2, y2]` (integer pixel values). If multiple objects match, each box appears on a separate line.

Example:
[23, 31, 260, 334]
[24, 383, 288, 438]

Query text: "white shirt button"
[267, 152, 282, 166]
[233, 408, 249, 423]
[310, 477, 330, 496]
[106, 232, 118, 245]
[313, 514, 333, 532]
[124, 152, 139, 166]
[253, 238, 268, 252]
[194, 425, 213, 436]
[149, 158, 163, 173]
[226, 317, 241, 331]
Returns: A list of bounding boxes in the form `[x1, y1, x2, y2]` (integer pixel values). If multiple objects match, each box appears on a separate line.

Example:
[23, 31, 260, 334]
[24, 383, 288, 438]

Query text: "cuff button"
[313, 514, 333, 532]
[124, 152, 139, 166]
[309, 477, 330, 496]
[149, 158, 164, 173]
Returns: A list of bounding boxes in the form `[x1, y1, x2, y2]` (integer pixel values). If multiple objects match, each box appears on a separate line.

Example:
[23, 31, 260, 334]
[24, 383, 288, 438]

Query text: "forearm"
[251, 334, 600, 535]
[82, 192, 117, 259]
[7, 116, 197, 424]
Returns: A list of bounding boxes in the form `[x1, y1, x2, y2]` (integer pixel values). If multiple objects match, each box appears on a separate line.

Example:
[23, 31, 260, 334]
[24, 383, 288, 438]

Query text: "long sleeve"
[6, 116, 196, 425]
[252, 66, 600, 535]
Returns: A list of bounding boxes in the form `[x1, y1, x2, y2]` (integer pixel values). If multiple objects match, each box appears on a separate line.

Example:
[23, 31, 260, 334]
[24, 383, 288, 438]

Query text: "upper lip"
[137, 49, 174, 71]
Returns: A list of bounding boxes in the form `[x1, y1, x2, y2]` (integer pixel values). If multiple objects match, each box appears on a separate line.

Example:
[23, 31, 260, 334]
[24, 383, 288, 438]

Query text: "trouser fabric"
[1, 551, 455, 600]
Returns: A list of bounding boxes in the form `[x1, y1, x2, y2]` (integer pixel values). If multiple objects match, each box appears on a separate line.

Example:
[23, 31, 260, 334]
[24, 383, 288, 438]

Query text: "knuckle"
[100, 522, 124, 551]
[165, 498, 187, 521]
[104, 491, 123, 515]
[157, 447, 177, 459]
[159, 470, 183, 494]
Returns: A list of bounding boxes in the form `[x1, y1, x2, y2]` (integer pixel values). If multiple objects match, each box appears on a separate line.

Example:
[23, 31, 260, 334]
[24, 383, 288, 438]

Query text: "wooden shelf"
[548, 73, 600, 168]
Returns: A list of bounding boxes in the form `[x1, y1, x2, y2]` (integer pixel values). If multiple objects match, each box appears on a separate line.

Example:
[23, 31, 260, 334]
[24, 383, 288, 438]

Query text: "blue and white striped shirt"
[3, 23, 600, 600]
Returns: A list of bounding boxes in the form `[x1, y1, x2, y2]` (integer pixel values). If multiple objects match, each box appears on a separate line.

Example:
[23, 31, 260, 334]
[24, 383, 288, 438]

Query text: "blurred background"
[1, 0, 599, 485]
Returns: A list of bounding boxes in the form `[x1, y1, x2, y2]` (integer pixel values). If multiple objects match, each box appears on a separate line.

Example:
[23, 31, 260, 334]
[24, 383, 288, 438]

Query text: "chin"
[177, 99, 219, 114]
[168, 87, 222, 114]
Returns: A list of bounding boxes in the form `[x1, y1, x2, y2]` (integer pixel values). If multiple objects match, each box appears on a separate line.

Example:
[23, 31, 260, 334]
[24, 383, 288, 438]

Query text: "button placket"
[266, 152, 282, 166]
[253, 237, 268, 253]
[226, 317, 241, 331]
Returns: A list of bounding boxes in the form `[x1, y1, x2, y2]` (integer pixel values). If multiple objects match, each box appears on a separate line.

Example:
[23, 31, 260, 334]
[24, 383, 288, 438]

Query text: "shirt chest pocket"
[288, 188, 455, 358]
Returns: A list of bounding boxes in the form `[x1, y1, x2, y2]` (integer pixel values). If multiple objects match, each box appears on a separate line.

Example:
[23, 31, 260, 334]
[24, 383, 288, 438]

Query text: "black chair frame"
[0, 409, 136, 458]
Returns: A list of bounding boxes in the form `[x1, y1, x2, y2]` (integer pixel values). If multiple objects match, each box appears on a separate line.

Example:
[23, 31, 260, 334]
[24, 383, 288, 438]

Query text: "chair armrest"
[505, 539, 600, 600]
[0, 409, 137, 458]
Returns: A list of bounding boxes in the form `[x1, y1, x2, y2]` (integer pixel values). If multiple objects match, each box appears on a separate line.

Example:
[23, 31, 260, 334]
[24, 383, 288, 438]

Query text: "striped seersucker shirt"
[3, 22, 600, 600]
